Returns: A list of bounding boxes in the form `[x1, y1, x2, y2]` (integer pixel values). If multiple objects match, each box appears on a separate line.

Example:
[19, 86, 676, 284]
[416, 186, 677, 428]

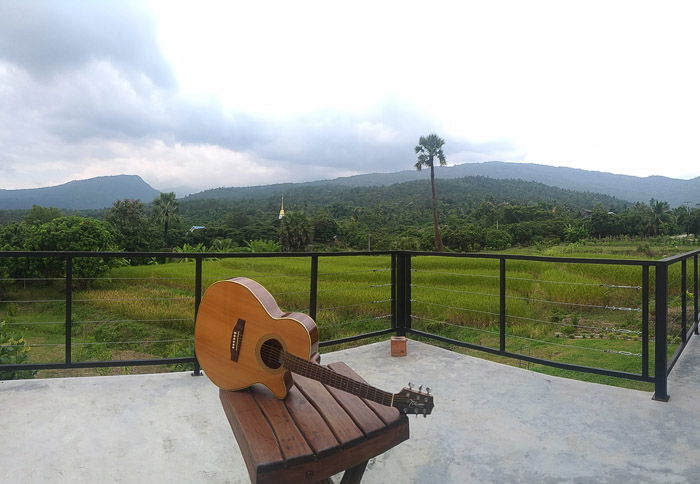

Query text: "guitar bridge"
[230, 319, 245, 362]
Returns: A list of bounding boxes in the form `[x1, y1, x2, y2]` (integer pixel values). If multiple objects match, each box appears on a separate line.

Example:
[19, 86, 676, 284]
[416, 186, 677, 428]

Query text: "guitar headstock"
[392, 383, 434, 417]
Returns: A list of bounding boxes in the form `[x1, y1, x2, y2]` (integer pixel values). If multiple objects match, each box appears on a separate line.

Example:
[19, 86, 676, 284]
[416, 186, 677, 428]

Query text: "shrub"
[484, 229, 513, 250]
[0, 321, 36, 380]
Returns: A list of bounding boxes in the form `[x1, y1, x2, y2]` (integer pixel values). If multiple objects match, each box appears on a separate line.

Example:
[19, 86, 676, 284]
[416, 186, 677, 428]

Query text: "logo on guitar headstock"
[394, 382, 435, 417]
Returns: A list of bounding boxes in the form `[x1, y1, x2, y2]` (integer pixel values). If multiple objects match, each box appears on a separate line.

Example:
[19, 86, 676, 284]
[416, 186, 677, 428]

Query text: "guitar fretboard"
[281, 352, 394, 407]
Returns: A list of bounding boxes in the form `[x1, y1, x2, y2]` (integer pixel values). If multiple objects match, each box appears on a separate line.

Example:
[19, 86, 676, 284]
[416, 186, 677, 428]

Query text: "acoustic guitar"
[194, 277, 434, 416]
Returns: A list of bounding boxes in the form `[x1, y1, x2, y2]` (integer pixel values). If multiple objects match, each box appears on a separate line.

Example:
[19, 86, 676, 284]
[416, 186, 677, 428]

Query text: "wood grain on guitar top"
[194, 277, 319, 398]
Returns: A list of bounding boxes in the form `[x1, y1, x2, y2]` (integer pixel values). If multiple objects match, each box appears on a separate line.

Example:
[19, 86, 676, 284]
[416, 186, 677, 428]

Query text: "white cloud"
[1, 0, 699, 195]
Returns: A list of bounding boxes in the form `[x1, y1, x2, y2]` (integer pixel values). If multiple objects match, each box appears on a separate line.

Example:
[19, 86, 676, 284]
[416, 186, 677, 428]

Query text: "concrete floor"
[1, 338, 700, 484]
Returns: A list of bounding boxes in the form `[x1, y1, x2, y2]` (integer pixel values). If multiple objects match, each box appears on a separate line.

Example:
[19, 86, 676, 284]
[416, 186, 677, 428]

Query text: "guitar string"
[254, 344, 403, 406]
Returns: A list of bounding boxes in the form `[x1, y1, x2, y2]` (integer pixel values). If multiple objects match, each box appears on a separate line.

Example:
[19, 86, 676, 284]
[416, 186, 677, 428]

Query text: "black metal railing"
[0, 249, 698, 400]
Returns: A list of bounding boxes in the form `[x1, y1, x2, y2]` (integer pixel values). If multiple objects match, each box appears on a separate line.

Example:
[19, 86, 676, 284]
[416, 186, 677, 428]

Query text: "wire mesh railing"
[0, 251, 394, 377]
[1, 249, 698, 400]
[398, 250, 699, 400]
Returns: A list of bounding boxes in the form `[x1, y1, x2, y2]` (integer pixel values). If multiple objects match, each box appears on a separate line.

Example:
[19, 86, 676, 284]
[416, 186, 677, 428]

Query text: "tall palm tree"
[152, 192, 180, 246]
[415, 134, 447, 251]
[648, 198, 671, 236]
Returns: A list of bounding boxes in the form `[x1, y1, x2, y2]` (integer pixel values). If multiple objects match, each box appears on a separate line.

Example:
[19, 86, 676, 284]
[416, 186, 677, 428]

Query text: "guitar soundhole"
[260, 338, 283, 369]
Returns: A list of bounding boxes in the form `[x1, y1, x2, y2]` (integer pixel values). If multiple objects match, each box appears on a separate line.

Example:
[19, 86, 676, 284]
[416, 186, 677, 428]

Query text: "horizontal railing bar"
[319, 328, 395, 347]
[0, 249, 670, 265]
[0, 357, 195, 372]
[72, 297, 192, 302]
[406, 329, 653, 383]
[404, 251, 658, 266]
[0, 299, 65, 304]
[657, 248, 700, 264]
[0, 250, 393, 258]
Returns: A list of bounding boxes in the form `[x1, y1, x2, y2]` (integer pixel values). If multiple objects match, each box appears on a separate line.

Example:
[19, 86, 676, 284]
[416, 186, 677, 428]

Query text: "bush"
[484, 229, 513, 250]
[443, 225, 484, 252]
[0, 321, 36, 380]
[1, 217, 118, 282]
[243, 239, 282, 252]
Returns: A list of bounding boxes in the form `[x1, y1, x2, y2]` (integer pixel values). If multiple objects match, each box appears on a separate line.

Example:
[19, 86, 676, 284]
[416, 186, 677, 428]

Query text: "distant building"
[278, 196, 285, 219]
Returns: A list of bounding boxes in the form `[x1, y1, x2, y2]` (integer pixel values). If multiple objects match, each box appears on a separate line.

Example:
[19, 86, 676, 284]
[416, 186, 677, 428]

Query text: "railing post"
[391, 253, 397, 332]
[653, 263, 670, 401]
[192, 256, 203, 376]
[65, 256, 73, 366]
[681, 259, 687, 343]
[499, 258, 506, 353]
[694, 254, 699, 335]
[642, 266, 649, 378]
[309, 256, 318, 321]
[394, 253, 411, 336]
[406, 254, 412, 333]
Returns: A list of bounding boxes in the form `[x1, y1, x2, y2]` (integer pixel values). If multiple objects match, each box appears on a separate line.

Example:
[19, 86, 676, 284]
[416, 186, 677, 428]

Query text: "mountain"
[185, 161, 700, 207]
[179, 175, 627, 227]
[0, 175, 161, 210]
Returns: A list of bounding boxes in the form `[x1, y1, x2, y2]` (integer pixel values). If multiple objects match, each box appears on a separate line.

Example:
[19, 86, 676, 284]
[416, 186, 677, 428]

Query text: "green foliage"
[151, 192, 181, 247]
[312, 214, 339, 243]
[0, 321, 36, 380]
[33, 216, 118, 280]
[484, 228, 513, 250]
[106, 199, 157, 252]
[243, 239, 281, 252]
[23, 205, 63, 226]
[279, 212, 312, 251]
[0, 217, 118, 281]
[172, 243, 207, 262]
[443, 225, 484, 252]
[209, 238, 236, 252]
[564, 223, 589, 243]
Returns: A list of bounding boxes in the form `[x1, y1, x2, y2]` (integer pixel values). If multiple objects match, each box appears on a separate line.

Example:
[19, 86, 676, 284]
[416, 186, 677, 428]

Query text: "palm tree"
[415, 134, 447, 251]
[151, 192, 180, 246]
[648, 198, 671, 236]
[279, 212, 312, 251]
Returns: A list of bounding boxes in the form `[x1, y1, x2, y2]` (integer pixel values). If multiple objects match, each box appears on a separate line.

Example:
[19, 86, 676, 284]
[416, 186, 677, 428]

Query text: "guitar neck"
[281, 352, 394, 407]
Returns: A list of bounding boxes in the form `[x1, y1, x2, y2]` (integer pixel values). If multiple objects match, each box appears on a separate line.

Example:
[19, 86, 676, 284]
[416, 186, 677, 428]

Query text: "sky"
[1, 0, 699, 195]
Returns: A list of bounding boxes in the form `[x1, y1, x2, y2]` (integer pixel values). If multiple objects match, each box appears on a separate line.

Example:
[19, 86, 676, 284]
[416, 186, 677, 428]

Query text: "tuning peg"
[408, 382, 413, 390]
[426, 387, 431, 394]
[418, 385, 422, 392]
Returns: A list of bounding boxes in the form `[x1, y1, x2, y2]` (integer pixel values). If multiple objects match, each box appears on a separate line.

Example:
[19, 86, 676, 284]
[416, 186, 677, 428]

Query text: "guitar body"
[195, 277, 319, 398]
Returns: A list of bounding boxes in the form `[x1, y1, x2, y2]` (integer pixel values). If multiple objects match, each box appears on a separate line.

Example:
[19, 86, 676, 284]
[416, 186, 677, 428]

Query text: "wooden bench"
[219, 361, 410, 483]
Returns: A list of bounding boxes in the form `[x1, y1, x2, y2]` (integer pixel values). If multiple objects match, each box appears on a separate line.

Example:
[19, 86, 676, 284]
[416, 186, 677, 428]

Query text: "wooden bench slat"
[324, 362, 386, 438]
[284, 385, 340, 458]
[253, 389, 316, 467]
[220, 362, 411, 484]
[292, 373, 365, 448]
[327, 362, 403, 427]
[219, 388, 284, 474]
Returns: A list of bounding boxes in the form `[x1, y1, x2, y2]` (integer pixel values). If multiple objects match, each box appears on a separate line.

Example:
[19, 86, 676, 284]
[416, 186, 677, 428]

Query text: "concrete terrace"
[2, 339, 699, 484]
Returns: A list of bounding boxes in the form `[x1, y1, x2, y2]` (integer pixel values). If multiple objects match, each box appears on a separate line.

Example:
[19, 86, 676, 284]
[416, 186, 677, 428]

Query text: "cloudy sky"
[1, 0, 698, 194]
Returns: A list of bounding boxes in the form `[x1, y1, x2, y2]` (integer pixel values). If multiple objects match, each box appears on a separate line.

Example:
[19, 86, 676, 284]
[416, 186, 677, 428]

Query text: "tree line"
[1, 135, 699, 276]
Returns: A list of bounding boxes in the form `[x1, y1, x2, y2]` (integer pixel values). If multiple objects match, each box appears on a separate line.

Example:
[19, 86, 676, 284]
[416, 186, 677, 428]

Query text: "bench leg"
[339, 461, 368, 484]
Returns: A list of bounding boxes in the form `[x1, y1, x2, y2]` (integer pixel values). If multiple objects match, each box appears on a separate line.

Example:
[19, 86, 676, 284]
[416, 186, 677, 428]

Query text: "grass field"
[1, 237, 697, 390]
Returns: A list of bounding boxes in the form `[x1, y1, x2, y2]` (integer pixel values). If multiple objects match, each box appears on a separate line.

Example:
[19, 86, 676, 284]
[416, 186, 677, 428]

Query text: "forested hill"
[185, 161, 699, 207]
[0, 175, 161, 210]
[179, 175, 627, 225]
